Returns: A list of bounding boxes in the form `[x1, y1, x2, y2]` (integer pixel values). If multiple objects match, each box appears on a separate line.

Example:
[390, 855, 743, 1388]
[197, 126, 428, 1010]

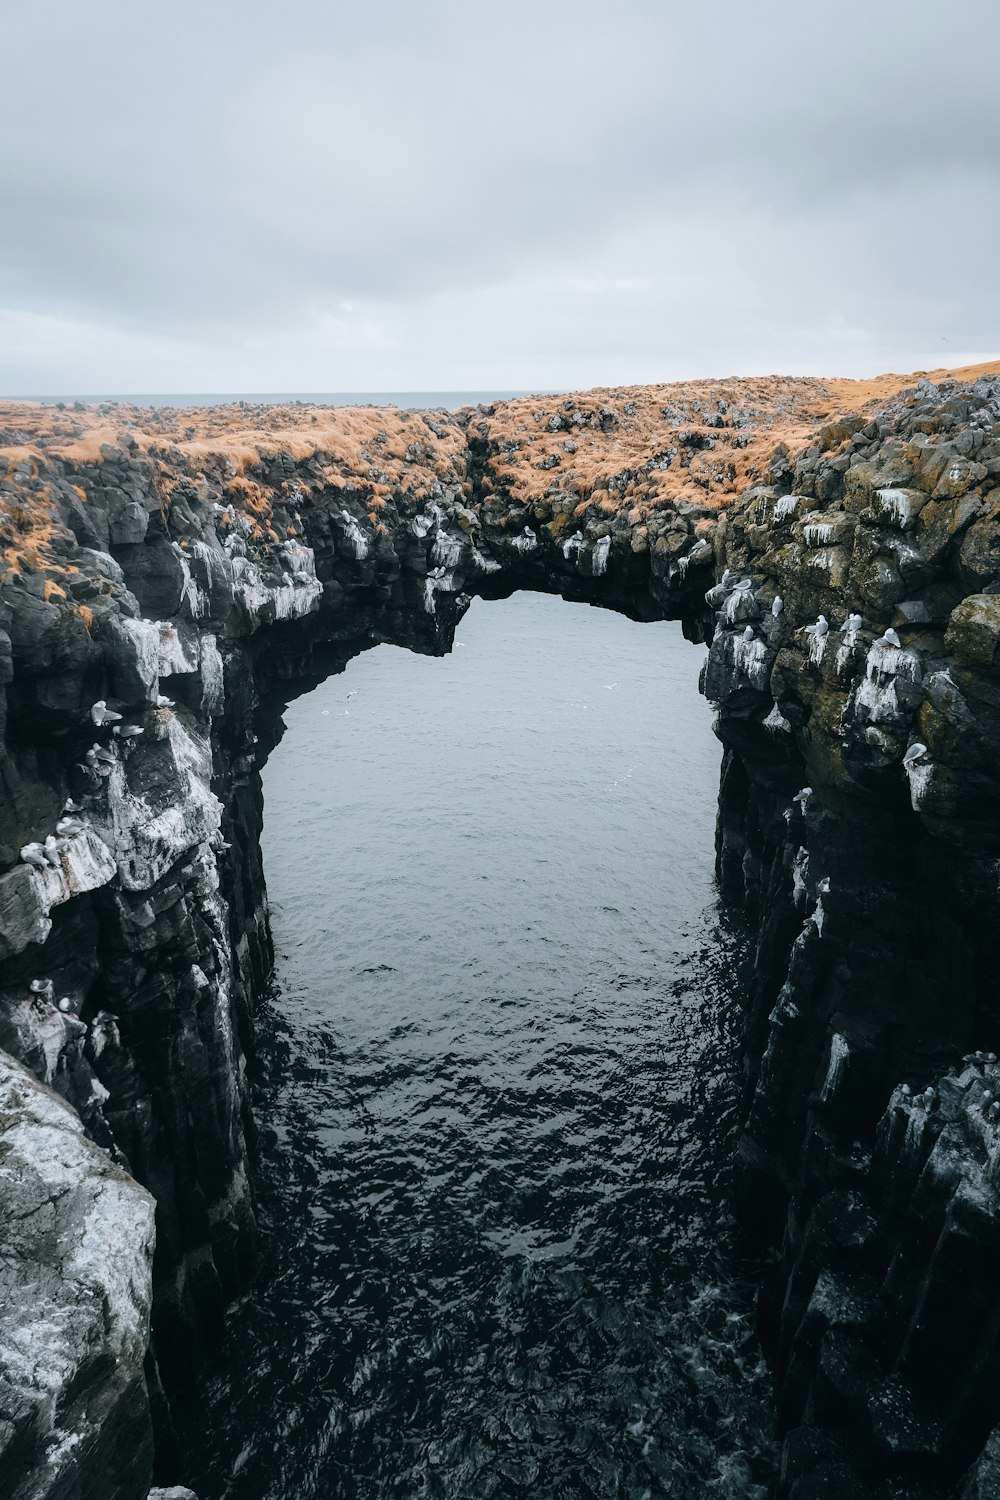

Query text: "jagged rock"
[0, 1050, 155, 1500]
[2, 368, 1000, 1497]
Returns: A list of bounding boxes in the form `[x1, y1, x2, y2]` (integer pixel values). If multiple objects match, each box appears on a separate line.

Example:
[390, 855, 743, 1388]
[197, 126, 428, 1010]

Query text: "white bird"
[879, 627, 901, 648]
[720, 568, 735, 588]
[903, 743, 928, 766]
[771, 596, 784, 616]
[900, 1084, 912, 1096]
[20, 843, 47, 868]
[43, 835, 68, 867]
[805, 615, 829, 637]
[57, 997, 73, 1013]
[63, 797, 83, 813]
[91, 743, 116, 765]
[792, 786, 813, 807]
[90, 700, 122, 726]
[733, 577, 753, 592]
[841, 613, 863, 635]
[56, 816, 84, 836]
[604, 682, 619, 690]
[156, 695, 174, 708]
[29, 978, 54, 1000]
[113, 724, 144, 738]
[742, 626, 755, 642]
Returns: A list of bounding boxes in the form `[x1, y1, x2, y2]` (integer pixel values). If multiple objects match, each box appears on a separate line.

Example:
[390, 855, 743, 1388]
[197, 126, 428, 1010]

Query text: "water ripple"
[183, 594, 774, 1499]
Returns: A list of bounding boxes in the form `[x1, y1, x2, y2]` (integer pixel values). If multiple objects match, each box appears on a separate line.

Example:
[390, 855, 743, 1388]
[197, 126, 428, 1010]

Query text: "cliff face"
[2, 364, 1000, 1498]
[0, 1052, 155, 1500]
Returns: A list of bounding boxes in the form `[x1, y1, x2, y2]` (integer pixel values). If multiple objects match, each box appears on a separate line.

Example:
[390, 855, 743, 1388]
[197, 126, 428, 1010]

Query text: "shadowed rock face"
[2, 366, 1000, 1498]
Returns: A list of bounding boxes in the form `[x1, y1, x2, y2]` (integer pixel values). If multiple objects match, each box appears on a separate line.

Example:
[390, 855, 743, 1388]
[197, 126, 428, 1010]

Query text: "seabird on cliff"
[156, 694, 174, 708]
[43, 835, 68, 866]
[29, 978, 54, 1000]
[771, 595, 784, 616]
[733, 577, 754, 592]
[742, 626, 755, 642]
[91, 743, 116, 765]
[63, 797, 84, 813]
[90, 699, 122, 726]
[903, 743, 929, 766]
[113, 724, 144, 738]
[805, 615, 829, 637]
[878, 627, 902, 648]
[57, 997, 73, 1013]
[841, 612, 863, 636]
[56, 816, 85, 836]
[20, 843, 48, 868]
[900, 1084, 912, 1096]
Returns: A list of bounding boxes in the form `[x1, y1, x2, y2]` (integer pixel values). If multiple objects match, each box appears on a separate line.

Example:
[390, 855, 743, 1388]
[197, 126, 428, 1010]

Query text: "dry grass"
[475, 361, 1000, 519]
[0, 399, 469, 505]
[0, 362, 995, 580]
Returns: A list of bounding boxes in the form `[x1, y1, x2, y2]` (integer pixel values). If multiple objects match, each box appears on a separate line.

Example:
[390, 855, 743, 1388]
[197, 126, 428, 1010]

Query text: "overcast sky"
[2, 0, 998, 395]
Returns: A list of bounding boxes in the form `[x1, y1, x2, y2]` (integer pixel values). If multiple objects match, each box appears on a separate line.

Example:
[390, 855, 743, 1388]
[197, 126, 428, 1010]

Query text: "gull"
[56, 816, 85, 836]
[878, 627, 902, 648]
[771, 595, 784, 616]
[20, 843, 48, 869]
[90, 700, 122, 726]
[30, 978, 54, 1000]
[43, 835, 68, 866]
[113, 724, 144, 738]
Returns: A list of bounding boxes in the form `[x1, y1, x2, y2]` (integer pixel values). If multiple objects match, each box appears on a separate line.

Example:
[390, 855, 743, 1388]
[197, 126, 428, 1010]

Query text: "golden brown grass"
[475, 361, 1000, 519]
[0, 361, 995, 581]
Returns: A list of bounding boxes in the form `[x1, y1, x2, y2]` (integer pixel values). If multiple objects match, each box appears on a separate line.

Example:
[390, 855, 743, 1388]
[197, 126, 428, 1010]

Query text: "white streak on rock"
[591, 535, 611, 576]
[200, 634, 224, 715]
[338, 512, 370, 560]
[763, 701, 792, 733]
[820, 1033, 850, 1102]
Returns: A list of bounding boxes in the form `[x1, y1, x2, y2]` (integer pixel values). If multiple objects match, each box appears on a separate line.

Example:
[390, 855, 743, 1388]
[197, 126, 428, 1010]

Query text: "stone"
[0, 1050, 155, 1500]
[945, 594, 1000, 669]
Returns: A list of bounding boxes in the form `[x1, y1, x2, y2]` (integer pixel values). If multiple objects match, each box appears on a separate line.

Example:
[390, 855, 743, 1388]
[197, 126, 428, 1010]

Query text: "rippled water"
[184, 592, 774, 1499]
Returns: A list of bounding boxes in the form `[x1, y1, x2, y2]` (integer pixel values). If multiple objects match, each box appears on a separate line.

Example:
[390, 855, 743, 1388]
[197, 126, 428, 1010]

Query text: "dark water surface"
[186, 593, 773, 1499]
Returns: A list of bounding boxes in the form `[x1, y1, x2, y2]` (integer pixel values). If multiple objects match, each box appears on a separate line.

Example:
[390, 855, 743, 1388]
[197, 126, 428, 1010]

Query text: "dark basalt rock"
[3, 373, 1000, 1497]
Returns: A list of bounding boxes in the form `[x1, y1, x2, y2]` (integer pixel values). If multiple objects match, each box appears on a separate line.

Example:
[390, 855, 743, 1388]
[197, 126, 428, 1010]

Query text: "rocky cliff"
[2, 362, 1000, 1498]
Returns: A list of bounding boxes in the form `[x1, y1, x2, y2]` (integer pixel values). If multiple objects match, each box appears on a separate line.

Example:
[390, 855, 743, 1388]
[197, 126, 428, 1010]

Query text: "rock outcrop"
[0, 1051, 155, 1500]
[2, 362, 1000, 1497]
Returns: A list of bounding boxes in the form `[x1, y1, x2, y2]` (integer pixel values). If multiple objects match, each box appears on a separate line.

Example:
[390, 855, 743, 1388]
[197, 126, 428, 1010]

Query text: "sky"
[2, 0, 999, 395]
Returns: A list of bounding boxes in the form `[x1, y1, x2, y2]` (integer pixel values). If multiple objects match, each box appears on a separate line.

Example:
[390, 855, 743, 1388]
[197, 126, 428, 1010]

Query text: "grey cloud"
[1, 0, 998, 390]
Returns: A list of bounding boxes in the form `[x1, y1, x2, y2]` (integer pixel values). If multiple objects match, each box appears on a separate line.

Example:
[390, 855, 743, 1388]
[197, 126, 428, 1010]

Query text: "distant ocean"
[24, 391, 546, 410]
